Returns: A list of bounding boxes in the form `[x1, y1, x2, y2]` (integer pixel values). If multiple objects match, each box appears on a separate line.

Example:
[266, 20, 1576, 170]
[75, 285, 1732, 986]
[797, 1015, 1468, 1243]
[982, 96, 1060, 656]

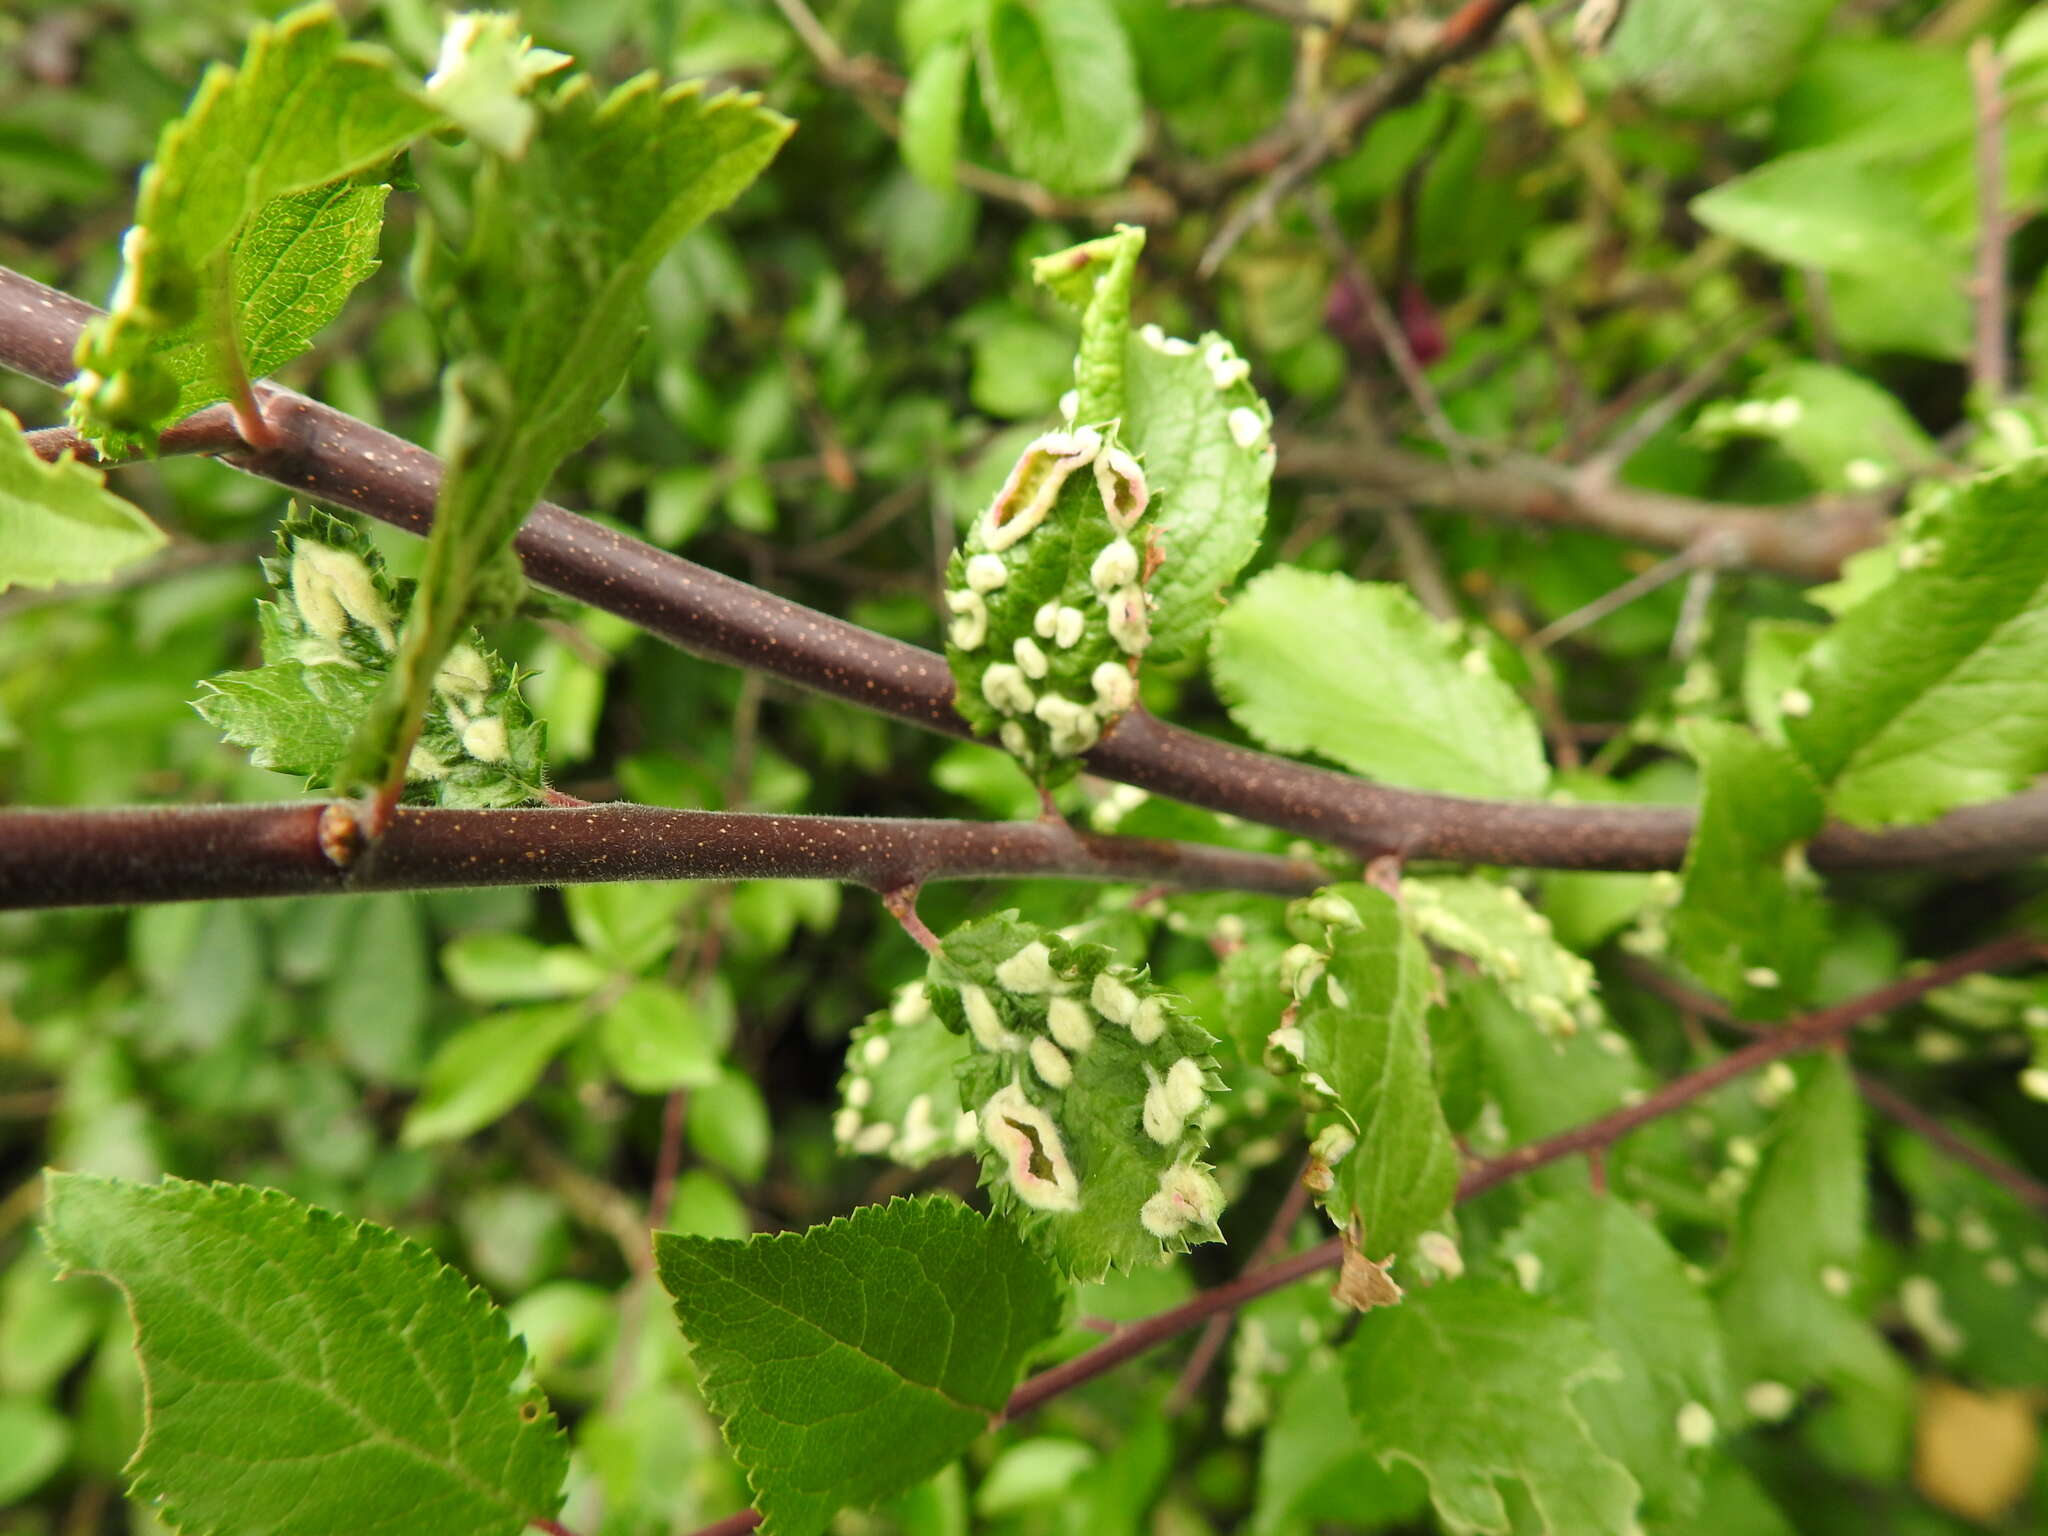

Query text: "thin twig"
[1585, 310, 1788, 476]
[1525, 536, 1725, 651]
[1971, 37, 2011, 401]
[1308, 197, 1465, 457]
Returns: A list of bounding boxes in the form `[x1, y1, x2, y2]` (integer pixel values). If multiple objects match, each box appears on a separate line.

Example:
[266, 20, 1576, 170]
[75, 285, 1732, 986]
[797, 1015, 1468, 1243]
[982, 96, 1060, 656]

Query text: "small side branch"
[0, 802, 1326, 911]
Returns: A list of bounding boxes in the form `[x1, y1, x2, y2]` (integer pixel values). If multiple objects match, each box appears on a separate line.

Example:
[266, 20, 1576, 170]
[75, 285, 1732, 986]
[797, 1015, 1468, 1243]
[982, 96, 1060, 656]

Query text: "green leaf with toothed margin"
[975, 0, 1141, 196]
[40, 1172, 568, 1536]
[1212, 569, 1550, 799]
[192, 508, 548, 806]
[1783, 457, 2048, 826]
[68, 4, 442, 455]
[1344, 1280, 1640, 1536]
[1671, 719, 1827, 1020]
[654, 1196, 1064, 1536]
[930, 913, 1226, 1279]
[339, 70, 790, 800]
[1503, 1191, 1731, 1527]
[0, 408, 166, 593]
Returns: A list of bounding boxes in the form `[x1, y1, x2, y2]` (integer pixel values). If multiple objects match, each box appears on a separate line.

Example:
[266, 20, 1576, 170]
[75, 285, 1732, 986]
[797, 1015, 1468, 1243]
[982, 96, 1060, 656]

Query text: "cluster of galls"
[943, 424, 1151, 772]
[931, 926, 1226, 1257]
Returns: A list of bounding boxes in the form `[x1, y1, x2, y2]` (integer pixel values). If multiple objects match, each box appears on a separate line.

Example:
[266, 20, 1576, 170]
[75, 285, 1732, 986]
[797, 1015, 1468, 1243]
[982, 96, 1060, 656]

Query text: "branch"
[9, 265, 2048, 876]
[1198, 0, 1527, 276]
[0, 802, 1325, 911]
[1277, 435, 1889, 581]
[681, 931, 2042, 1536]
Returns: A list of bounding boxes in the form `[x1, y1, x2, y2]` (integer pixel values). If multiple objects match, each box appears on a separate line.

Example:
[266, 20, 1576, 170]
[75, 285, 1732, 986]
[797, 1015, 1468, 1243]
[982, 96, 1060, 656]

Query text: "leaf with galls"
[926, 913, 1226, 1278]
[193, 506, 549, 806]
[834, 982, 978, 1166]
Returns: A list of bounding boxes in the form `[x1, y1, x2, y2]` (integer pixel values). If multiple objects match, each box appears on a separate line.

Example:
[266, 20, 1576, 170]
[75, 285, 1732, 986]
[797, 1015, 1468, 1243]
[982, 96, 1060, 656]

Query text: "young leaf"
[929, 913, 1226, 1277]
[1122, 325, 1274, 660]
[1273, 885, 1459, 1259]
[69, 4, 442, 451]
[1784, 458, 2048, 824]
[0, 408, 166, 593]
[1212, 570, 1549, 799]
[401, 1001, 588, 1146]
[1032, 224, 1142, 424]
[942, 421, 1157, 782]
[1504, 1191, 1730, 1526]
[1715, 1058, 1912, 1467]
[193, 508, 550, 806]
[654, 1196, 1064, 1536]
[1403, 876, 1601, 1039]
[41, 1173, 568, 1536]
[1343, 1279, 1640, 1536]
[975, 0, 1141, 195]
[835, 981, 978, 1166]
[1670, 720, 1826, 1018]
[340, 73, 791, 797]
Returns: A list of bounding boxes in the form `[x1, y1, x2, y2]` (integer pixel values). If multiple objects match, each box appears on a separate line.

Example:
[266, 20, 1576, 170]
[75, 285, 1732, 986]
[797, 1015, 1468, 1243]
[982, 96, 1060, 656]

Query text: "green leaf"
[1784, 458, 2048, 825]
[836, 981, 978, 1166]
[1715, 1058, 1911, 1465]
[193, 508, 549, 806]
[1344, 1279, 1639, 1535]
[1212, 570, 1549, 799]
[931, 913, 1226, 1277]
[596, 980, 720, 1093]
[41, 1173, 568, 1535]
[1689, 146, 1970, 357]
[69, 4, 443, 450]
[688, 1067, 773, 1182]
[1251, 1354, 1427, 1536]
[0, 408, 166, 593]
[1280, 885, 1459, 1257]
[1403, 876, 1601, 1040]
[1504, 1192, 1730, 1526]
[901, 38, 971, 189]
[1606, 0, 1838, 115]
[1670, 720, 1826, 1018]
[976, 0, 1141, 195]
[441, 931, 607, 1003]
[341, 73, 790, 796]
[401, 1001, 588, 1146]
[654, 1195, 1064, 1536]
[1122, 327, 1274, 660]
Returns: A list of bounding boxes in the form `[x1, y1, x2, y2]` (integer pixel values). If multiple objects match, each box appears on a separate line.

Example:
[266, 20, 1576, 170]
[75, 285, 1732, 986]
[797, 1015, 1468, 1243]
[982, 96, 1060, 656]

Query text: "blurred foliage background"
[5, 0, 2048, 1531]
